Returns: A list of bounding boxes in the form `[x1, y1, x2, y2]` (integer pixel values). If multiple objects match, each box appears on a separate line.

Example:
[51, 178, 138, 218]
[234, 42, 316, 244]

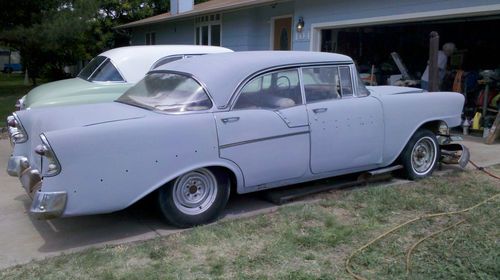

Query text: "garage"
[314, 10, 500, 135]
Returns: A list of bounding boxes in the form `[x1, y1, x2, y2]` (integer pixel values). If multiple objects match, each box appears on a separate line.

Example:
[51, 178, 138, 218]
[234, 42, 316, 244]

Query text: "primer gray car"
[7, 51, 468, 227]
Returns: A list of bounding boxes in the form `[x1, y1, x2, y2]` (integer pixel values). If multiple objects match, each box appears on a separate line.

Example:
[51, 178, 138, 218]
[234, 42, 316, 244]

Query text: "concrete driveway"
[0, 136, 498, 269]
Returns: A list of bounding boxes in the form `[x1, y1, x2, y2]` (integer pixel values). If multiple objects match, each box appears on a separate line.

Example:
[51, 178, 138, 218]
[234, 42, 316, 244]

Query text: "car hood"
[16, 102, 149, 141]
[366, 86, 424, 95]
[24, 78, 131, 109]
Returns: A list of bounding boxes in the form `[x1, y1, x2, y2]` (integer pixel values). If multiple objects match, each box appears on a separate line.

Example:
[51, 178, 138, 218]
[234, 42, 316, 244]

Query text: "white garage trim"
[310, 4, 500, 51]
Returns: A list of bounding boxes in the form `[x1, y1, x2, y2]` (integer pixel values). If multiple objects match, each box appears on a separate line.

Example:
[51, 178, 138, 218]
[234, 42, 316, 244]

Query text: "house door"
[273, 17, 292, 50]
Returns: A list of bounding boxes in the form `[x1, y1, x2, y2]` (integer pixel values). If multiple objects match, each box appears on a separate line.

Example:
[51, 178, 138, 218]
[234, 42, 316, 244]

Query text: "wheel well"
[136, 166, 238, 207]
[206, 166, 238, 195]
[418, 120, 445, 134]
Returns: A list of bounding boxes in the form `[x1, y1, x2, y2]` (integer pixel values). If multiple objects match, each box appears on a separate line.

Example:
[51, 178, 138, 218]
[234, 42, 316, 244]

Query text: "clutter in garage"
[321, 16, 500, 142]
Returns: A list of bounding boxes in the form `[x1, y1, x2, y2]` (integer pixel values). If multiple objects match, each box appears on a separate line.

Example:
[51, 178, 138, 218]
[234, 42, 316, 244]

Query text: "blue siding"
[131, 19, 194, 45]
[221, 1, 294, 51]
[128, 0, 499, 50]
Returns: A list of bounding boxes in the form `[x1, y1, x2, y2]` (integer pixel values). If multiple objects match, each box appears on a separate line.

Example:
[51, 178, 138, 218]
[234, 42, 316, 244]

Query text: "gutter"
[115, 0, 292, 29]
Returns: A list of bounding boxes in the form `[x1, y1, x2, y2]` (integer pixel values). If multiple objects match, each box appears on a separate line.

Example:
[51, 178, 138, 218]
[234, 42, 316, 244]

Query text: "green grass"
[0, 73, 35, 124]
[1, 166, 499, 279]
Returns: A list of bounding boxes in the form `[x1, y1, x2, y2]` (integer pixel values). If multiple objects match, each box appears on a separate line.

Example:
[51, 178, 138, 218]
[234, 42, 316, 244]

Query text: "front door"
[273, 17, 292, 50]
[215, 68, 309, 187]
[303, 65, 385, 174]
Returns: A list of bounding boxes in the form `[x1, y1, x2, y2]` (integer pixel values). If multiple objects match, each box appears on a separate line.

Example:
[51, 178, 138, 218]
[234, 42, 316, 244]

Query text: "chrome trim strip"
[219, 130, 309, 149]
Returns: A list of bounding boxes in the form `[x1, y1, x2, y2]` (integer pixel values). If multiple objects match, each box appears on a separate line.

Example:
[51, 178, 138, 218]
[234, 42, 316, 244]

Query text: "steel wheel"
[158, 167, 230, 228]
[399, 129, 440, 180]
[410, 136, 437, 175]
[172, 168, 218, 216]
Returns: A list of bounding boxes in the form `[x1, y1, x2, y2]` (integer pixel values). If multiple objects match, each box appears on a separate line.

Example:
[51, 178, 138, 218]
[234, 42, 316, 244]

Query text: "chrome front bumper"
[7, 155, 67, 219]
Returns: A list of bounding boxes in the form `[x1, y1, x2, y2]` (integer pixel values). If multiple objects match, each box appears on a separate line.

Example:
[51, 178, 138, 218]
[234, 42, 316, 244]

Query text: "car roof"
[99, 45, 233, 83]
[155, 51, 352, 108]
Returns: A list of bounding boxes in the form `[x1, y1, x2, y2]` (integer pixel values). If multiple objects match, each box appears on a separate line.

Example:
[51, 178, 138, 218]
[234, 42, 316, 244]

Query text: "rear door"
[214, 68, 309, 187]
[304, 65, 384, 173]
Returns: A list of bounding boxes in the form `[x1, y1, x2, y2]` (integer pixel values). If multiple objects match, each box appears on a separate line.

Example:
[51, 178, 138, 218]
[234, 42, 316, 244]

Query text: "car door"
[214, 68, 310, 187]
[304, 65, 384, 174]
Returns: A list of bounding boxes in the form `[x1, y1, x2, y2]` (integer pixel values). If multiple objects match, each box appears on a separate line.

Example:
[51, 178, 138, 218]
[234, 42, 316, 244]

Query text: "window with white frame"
[145, 32, 156, 45]
[195, 14, 221, 46]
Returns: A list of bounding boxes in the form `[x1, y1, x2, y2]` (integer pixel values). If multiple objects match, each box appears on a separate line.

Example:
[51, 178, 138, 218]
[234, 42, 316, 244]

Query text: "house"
[117, 0, 500, 85]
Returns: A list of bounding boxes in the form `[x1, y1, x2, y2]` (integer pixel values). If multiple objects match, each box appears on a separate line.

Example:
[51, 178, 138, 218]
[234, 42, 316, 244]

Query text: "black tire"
[158, 168, 230, 228]
[399, 129, 440, 180]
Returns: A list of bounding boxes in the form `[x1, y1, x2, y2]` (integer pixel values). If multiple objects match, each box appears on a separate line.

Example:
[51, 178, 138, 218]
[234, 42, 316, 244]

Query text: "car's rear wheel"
[400, 129, 439, 180]
[158, 168, 230, 228]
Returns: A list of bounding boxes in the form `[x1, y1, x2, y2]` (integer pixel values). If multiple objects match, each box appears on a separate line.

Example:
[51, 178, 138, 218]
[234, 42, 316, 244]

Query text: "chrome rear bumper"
[7, 155, 67, 219]
[7, 155, 29, 177]
[30, 191, 67, 219]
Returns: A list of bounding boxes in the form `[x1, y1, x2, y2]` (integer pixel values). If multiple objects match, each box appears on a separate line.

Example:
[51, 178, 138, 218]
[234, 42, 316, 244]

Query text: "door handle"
[312, 108, 328, 114]
[221, 117, 240, 123]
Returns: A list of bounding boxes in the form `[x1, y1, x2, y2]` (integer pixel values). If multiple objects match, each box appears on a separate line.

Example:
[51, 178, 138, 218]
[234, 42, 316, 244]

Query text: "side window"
[303, 66, 340, 103]
[234, 69, 302, 110]
[89, 60, 124, 82]
[339, 66, 353, 97]
[355, 71, 371, 97]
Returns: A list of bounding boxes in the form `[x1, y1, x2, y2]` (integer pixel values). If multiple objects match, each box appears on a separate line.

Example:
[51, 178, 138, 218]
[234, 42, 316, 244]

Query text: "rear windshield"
[117, 72, 212, 113]
[78, 56, 125, 82]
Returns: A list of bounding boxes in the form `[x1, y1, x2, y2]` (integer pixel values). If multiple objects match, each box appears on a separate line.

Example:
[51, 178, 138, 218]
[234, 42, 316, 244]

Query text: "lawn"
[0, 73, 35, 124]
[1, 166, 499, 280]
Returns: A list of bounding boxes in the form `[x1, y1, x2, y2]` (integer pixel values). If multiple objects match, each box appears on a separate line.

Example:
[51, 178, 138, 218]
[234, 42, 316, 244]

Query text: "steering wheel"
[276, 76, 291, 90]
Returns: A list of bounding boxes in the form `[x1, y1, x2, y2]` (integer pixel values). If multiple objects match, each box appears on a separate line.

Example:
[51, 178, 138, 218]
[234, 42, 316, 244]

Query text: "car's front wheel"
[400, 129, 440, 180]
[158, 168, 230, 228]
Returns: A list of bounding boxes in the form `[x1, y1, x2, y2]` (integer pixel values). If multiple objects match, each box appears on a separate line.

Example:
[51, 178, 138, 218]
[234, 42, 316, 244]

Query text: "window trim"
[300, 64, 359, 104]
[225, 62, 351, 110]
[82, 57, 127, 84]
[352, 65, 371, 97]
[339, 65, 354, 98]
[140, 70, 216, 115]
[231, 67, 304, 111]
[194, 13, 222, 46]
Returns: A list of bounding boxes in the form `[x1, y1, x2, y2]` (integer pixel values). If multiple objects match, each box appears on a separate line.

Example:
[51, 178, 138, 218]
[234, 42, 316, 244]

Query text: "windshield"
[117, 72, 212, 113]
[78, 56, 125, 82]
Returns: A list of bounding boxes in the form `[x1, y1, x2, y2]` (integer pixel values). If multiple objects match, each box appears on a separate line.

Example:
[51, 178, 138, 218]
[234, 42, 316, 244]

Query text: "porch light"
[296, 17, 305, 33]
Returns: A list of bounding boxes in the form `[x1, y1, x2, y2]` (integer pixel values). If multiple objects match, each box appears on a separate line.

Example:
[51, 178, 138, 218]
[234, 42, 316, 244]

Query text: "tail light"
[9, 113, 28, 144]
[37, 134, 61, 177]
[7, 115, 16, 127]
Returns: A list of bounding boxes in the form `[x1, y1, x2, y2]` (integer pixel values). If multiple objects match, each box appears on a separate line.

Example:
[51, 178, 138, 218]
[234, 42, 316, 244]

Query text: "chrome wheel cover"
[172, 168, 218, 215]
[411, 136, 437, 175]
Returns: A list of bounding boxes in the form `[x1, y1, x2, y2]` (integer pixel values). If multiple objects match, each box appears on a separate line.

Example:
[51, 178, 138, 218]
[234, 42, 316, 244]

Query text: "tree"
[0, 0, 210, 83]
[0, 0, 100, 84]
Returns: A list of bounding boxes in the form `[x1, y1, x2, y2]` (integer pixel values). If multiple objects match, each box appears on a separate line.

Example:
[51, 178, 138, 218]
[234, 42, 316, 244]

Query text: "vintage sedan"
[15, 45, 232, 110]
[7, 51, 468, 227]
